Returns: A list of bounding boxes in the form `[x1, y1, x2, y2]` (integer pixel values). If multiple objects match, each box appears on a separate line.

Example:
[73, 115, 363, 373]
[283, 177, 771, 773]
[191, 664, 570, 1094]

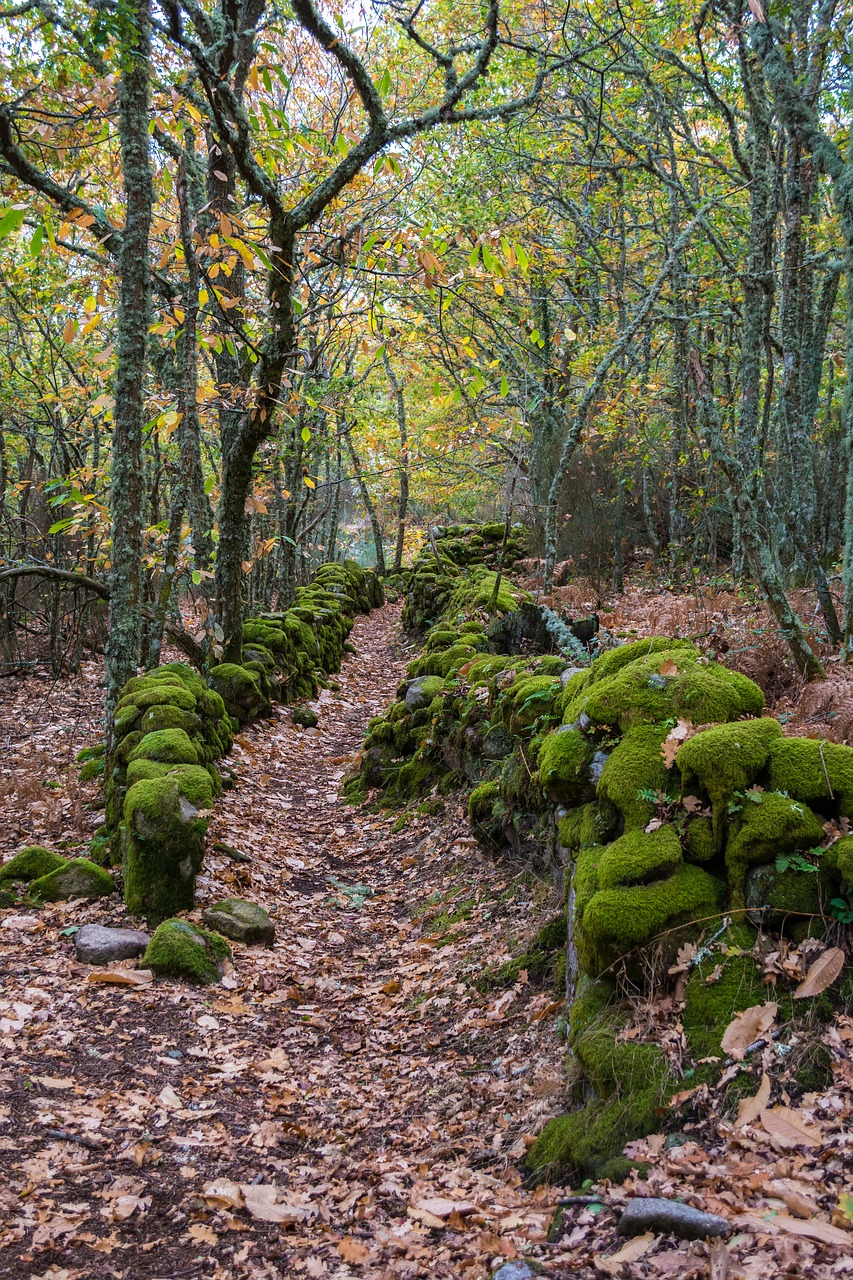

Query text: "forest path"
[0, 603, 570, 1280]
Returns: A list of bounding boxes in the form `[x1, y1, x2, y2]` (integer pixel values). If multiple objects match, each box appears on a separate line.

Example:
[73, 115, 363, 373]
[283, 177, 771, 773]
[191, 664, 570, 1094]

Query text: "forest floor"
[1, 600, 853, 1279]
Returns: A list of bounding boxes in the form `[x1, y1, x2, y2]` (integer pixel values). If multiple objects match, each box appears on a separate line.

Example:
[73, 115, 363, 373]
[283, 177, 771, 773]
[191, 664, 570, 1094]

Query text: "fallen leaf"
[721, 1002, 777, 1060]
[768, 1178, 823, 1218]
[594, 1231, 655, 1274]
[759, 1106, 822, 1148]
[186, 1222, 218, 1245]
[202, 1179, 244, 1210]
[86, 968, 153, 987]
[31, 1075, 75, 1089]
[659, 658, 679, 676]
[338, 1237, 370, 1263]
[735, 1071, 771, 1128]
[794, 947, 845, 998]
[409, 1196, 477, 1220]
[709, 1239, 729, 1280]
[241, 1183, 308, 1223]
[736, 1212, 850, 1246]
[157, 1085, 183, 1110]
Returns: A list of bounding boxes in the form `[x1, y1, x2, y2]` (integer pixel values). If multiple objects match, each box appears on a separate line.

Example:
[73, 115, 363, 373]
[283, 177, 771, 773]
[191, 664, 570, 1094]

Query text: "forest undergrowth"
[1, 595, 852, 1279]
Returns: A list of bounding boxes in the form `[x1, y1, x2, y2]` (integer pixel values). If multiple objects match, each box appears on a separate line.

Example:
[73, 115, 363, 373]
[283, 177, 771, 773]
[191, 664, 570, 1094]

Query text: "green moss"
[597, 724, 670, 829]
[119, 684, 197, 713]
[0, 846, 67, 884]
[30, 857, 114, 901]
[597, 827, 683, 890]
[123, 775, 213, 924]
[725, 792, 825, 904]
[528, 990, 671, 1178]
[143, 918, 231, 984]
[765, 737, 853, 816]
[684, 815, 716, 863]
[209, 662, 266, 725]
[578, 864, 724, 976]
[679, 718, 783, 846]
[588, 637, 696, 683]
[138, 704, 200, 737]
[579, 648, 765, 731]
[128, 728, 199, 765]
[833, 835, 853, 887]
[538, 729, 594, 804]
[683, 949, 767, 1060]
[504, 674, 561, 733]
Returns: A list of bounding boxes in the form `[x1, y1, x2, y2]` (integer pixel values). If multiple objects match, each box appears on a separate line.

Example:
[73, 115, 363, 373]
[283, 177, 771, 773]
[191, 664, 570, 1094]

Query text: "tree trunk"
[105, 0, 153, 727]
[345, 425, 386, 575]
[383, 351, 409, 574]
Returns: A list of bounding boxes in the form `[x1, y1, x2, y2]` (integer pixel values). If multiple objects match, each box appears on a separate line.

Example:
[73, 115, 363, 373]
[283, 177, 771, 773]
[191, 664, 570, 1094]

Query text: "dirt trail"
[0, 603, 569, 1280]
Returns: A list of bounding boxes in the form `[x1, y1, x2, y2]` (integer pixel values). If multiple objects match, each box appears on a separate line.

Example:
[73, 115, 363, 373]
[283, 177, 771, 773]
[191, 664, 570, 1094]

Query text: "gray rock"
[560, 666, 587, 686]
[202, 898, 275, 946]
[619, 1197, 731, 1240]
[493, 1264, 535, 1280]
[589, 749, 610, 785]
[404, 676, 443, 713]
[75, 924, 150, 965]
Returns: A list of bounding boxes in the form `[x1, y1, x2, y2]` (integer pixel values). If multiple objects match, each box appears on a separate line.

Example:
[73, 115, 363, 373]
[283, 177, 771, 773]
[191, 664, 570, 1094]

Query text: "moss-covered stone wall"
[349, 555, 853, 1183]
[95, 561, 382, 925]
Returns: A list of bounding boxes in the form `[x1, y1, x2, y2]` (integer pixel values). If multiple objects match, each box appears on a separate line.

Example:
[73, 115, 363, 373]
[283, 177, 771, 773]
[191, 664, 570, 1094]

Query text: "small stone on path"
[75, 923, 150, 965]
[619, 1197, 731, 1240]
[202, 898, 275, 946]
[493, 1263, 535, 1280]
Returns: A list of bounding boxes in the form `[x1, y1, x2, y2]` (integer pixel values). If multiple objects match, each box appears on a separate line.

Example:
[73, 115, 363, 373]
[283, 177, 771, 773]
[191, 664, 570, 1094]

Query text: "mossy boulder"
[128, 729, 199, 766]
[30, 857, 114, 901]
[202, 898, 275, 946]
[725, 792, 824, 905]
[292, 707, 319, 728]
[538, 728, 595, 804]
[569, 644, 764, 731]
[765, 737, 853, 816]
[209, 662, 267, 725]
[405, 676, 445, 712]
[597, 724, 670, 830]
[123, 774, 213, 924]
[0, 846, 67, 884]
[577, 864, 724, 977]
[597, 826, 683, 889]
[678, 718, 783, 846]
[143, 918, 231, 984]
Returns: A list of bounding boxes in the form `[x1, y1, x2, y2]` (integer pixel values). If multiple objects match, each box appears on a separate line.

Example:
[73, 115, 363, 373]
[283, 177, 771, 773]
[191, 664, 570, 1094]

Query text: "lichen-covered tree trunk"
[345, 426, 386, 576]
[383, 352, 410, 575]
[105, 0, 153, 728]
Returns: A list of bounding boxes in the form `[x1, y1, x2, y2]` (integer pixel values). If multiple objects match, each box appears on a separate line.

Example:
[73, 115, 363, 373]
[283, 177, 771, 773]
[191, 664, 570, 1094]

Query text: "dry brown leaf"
[709, 1239, 729, 1280]
[768, 1178, 823, 1218]
[661, 718, 693, 767]
[594, 1232, 656, 1274]
[409, 1196, 477, 1220]
[759, 1105, 822, 1148]
[31, 1075, 75, 1089]
[186, 1223, 218, 1245]
[338, 1237, 371, 1263]
[734, 1071, 771, 1128]
[157, 1085, 183, 1110]
[86, 968, 153, 987]
[720, 1002, 777, 1060]
[202, 1178, 244, 1210]
[794, 947, 845, 998]
[241, 1183, 308, 1224]
[737, 1212, 850, 1246]
[659, 658, 679, 676]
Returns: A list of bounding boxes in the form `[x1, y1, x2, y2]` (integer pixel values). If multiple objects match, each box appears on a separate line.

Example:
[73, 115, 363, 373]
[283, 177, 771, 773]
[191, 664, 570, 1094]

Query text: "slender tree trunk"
[105, 0, 153, 727]
[344, 424, 386, 575]
[383, 351, 409, 574]
[689, 351, 822, 678]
